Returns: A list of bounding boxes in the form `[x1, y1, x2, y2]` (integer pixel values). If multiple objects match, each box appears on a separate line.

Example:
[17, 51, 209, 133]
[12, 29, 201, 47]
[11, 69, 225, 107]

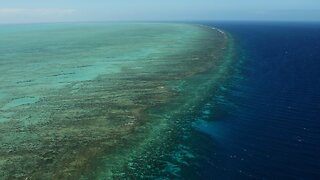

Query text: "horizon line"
[1, 19, 320, 26]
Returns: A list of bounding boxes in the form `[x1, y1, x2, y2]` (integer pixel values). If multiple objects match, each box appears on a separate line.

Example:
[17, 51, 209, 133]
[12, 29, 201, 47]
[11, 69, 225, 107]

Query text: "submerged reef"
[0, 23, 233, 179]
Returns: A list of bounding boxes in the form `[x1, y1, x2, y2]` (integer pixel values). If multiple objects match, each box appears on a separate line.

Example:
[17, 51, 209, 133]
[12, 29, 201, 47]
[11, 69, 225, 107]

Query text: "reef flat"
[0, 23, 232, 179]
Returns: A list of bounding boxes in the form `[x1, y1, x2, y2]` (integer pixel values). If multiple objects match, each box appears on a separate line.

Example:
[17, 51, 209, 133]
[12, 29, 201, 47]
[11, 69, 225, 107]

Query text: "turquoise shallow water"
[0, 23, 232, 179]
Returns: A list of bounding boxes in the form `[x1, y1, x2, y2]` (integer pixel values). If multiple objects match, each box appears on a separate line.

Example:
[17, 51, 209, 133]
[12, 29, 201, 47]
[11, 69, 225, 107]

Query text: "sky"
[0, 0, 320, 24]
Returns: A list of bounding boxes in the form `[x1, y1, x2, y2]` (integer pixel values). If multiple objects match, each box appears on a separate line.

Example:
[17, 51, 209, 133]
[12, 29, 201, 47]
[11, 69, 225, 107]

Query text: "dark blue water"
[194, 22, 320, 179]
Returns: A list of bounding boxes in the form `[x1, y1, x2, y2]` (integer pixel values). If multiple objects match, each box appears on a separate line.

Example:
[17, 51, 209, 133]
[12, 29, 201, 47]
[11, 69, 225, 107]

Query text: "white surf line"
[197, 24, 226, 36]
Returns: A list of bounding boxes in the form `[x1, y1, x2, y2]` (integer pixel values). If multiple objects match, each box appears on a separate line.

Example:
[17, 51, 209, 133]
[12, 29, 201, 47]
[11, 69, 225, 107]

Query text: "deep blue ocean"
[193, 22, 320, 179]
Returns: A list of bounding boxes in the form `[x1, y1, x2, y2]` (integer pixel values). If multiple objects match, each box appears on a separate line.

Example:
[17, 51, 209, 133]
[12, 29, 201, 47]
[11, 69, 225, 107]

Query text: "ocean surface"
[1, 22, 319, 179]
[193, 22, 320, 179]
